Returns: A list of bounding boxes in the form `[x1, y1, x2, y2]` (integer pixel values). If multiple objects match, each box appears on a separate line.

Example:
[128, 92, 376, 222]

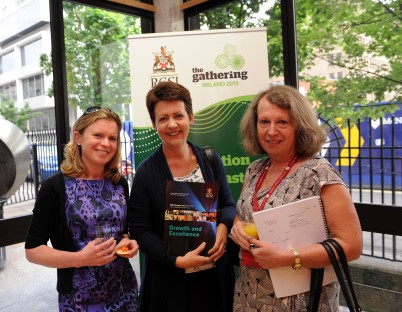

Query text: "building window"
[21, 39, 42, 66]
[22, 74, 44, 99]
[26, 107, 56, 130]
[337, 71, 343, 79]
[0, 81, 17, 100]
[329, 73, 335, 79]
[40, 107, 56, 129]
[0, 50, 15, 74]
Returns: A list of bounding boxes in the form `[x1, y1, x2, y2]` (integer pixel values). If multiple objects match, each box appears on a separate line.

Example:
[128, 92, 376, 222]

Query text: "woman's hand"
[77, 237, 117, 267]
[208, 223, 228, 262]
[230, 216, 255, 251]
[175, 242, 213, 269]
[116, 236, 139, 258]
[247, 238, 291, 269]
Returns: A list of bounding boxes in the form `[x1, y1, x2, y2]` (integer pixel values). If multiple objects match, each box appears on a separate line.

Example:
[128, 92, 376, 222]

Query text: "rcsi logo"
[206, 187, 214, 198]
[151, 46, 179, 86]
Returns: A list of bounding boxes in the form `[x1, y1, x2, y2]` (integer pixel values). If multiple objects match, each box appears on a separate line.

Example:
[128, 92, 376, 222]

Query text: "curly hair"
[145, 81, 193, 123]
[61, 107, 122, 183]
[240, 85, 327, 158]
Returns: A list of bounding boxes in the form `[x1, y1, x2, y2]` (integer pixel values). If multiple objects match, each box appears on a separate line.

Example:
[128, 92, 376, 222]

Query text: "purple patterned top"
[59, 177, 138, 312]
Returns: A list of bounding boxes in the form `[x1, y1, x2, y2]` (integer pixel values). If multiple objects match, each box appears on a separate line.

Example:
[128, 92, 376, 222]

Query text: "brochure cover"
[164, 180, 218, 257]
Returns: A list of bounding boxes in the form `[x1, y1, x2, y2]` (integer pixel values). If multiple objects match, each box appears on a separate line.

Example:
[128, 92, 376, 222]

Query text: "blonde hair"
[61, 107, 122, 183]
[240, 85, 327, 157]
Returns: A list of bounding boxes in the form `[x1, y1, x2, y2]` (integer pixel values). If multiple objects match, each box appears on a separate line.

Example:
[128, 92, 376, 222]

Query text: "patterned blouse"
[233, 155, 345, 312]
[59, 177, 138, 312]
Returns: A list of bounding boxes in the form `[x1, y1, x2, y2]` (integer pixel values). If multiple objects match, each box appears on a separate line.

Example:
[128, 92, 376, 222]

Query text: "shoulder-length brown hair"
[61, 107, 122, 183]
[240, 85, 327, 158]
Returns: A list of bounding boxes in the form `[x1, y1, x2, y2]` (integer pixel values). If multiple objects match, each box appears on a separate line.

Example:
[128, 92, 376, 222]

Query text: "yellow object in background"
[243, 222, 259, 239]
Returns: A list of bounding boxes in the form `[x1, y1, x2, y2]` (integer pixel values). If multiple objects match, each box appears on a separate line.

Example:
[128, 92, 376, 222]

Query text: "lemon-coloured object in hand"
[243, 222, 259, 239]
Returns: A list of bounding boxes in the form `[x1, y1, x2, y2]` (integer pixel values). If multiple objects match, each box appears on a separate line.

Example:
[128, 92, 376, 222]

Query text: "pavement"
[0, 200, 141, 312]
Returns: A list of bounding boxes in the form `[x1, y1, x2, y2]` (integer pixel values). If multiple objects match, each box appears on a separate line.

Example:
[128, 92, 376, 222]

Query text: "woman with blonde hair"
[26, 106, 139, 311]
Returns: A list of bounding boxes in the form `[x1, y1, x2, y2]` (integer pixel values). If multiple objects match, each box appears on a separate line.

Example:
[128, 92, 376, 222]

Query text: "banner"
[128, 28, 269, 198]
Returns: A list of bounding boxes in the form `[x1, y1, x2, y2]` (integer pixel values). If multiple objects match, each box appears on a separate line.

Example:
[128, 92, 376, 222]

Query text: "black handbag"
[308, 238, 361, 312]
[203, 146, 240, 267]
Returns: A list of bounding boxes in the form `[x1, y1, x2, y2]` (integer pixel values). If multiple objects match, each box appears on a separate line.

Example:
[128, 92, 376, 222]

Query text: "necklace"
[253, 155, 298, 212]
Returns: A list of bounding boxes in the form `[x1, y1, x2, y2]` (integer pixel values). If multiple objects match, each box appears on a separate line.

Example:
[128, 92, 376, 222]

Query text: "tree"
[199, 0, 267, 29]
[268, 0, 401, 123]
[41, 3, 141, 117]
[0, 96, 35, 131]
[199, 0, 402, 123]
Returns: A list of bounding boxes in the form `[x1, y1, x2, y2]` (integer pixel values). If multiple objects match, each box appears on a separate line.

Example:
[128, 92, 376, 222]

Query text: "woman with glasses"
[128, 81, 236, 312]
[25, 106, 139, 311]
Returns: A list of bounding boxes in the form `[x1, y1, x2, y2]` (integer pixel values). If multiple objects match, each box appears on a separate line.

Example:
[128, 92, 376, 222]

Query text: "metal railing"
[319, 114, 401, 262]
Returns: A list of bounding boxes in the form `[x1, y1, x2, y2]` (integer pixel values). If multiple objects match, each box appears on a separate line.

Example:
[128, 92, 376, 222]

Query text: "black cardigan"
[128, 143, 236, 312]
[25, 172, 129, 293]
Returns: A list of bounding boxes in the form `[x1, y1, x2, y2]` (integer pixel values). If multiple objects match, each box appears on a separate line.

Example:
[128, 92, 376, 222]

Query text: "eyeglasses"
[83, 106, 112, 116]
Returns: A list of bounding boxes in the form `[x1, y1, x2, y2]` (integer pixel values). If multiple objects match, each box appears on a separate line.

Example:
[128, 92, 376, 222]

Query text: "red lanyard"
[253, 155, 298, 212]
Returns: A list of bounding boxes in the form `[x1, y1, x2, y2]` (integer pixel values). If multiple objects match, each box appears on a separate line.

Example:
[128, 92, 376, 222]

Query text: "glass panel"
[296, 0, 401, 123]
[63, 2, 142, 120]
[22, 78, 29, 99]
[0, 0, 55, 220]
[35, 74, 43, 96]
[21, 38, 42, 66]
[295, 0, 401, 199]
[0, 50, 15, 73]
[28, 76, 35, 98]
[0, 81, 17, 100]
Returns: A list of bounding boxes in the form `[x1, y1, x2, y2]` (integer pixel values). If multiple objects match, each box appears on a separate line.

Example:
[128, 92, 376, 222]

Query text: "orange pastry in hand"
[116, 245, 130, 255]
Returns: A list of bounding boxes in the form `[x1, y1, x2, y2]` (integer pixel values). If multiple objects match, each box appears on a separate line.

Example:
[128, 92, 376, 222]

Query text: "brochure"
[164, 180, 218, 257]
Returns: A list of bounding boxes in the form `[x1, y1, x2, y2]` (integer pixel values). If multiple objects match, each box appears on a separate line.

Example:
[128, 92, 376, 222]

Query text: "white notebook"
[252, 196, 337, 298]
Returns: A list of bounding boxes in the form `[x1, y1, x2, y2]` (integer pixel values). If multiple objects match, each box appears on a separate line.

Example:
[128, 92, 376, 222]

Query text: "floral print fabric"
[233, 155, 344, 312]
[59, 177, 138, 312]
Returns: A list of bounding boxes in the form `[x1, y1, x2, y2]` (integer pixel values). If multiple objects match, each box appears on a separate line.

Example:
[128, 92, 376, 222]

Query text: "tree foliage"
[199, 0, 267, 29]
[199, 0, 402, 123]
[291, 0, 402, 123]
[41, 3, 141, 117]
[0, 96, 35, 131]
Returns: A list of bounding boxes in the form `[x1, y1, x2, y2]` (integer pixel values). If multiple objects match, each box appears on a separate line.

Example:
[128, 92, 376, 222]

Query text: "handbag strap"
[308, 268, 324, 312]
[203, 146, 221, 221]
[320, 240, 361, 312]
[325, 239, 361, 312]
[203, 145, 219, 183]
